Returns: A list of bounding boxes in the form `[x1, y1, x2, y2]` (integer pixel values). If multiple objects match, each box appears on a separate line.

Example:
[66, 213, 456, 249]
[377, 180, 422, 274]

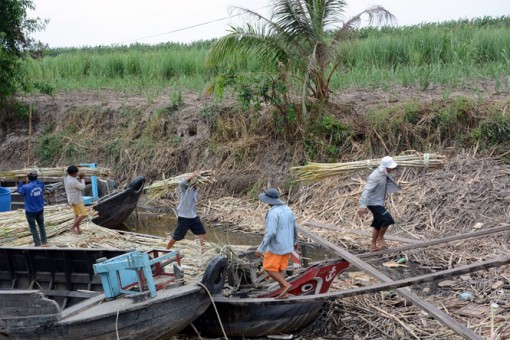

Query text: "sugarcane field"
[1, 1, 510, 339]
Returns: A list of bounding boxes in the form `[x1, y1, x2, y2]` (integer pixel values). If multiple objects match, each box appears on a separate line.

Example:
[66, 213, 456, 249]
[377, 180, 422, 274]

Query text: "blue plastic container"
[0, 187, 11, 212]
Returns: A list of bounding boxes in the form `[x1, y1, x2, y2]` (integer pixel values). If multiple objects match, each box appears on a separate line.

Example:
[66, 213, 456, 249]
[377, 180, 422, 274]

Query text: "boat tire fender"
[128, 176, 145, 194]
[202, 256, 228, 295]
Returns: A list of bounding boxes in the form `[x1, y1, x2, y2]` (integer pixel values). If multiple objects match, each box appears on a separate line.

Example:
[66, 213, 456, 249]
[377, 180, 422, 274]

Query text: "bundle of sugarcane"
[0, 166, 111, 181]
[292, 152, 447, 182]
[145, 170, 216, 201]
[0, 204, 96, 245]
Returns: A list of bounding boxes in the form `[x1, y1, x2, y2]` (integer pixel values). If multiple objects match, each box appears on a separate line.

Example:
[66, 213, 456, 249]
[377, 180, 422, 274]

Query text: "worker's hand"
[255, 250, 262, 258]
[78, 172, 85, 180]
[358, 207, 367, 218]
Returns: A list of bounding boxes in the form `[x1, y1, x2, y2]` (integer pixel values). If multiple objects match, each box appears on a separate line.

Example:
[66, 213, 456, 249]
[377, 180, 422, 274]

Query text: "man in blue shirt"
[166, 171, 206, 253]
[255, 188, 297, 299]
[17, 170, 48, 247]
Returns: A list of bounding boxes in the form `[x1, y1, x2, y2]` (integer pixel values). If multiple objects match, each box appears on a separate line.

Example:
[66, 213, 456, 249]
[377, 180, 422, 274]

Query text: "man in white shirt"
[64, 165, 88, 234]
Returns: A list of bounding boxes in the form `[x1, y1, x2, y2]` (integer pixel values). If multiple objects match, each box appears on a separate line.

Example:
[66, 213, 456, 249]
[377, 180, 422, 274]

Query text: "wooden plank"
[304, 220, 421, 244]
[359, 223, 510, 259]
[297, 224, 483, 340]
[311, 256, 510, 302]
[42, 289, 100, 299]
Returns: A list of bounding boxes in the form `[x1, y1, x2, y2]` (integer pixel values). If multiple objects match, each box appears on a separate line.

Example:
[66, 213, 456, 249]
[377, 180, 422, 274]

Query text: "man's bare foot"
[370, 246, 382, 252]
[377, 240, 388, 249]
[276, 284, 291, 299]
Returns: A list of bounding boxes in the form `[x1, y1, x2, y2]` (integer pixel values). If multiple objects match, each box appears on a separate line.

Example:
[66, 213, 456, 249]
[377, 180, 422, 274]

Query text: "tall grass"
[24, 16, 510, 93]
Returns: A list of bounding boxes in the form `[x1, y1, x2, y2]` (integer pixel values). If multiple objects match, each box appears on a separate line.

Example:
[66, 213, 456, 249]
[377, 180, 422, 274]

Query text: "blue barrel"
[0, 187, 12, 212]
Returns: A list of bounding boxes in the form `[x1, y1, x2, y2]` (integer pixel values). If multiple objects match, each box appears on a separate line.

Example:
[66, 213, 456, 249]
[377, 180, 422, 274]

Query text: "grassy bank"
[24, 17, 510, 94]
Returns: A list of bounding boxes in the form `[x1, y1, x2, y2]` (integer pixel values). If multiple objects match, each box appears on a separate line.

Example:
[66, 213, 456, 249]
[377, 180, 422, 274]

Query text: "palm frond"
[207, 25, 289, 68]
[333, 5, 396, 43]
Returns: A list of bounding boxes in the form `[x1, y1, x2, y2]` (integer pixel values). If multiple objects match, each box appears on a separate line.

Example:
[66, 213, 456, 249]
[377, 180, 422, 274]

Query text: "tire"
[128, 176, 145, 194]
[202, 256, 228, 295]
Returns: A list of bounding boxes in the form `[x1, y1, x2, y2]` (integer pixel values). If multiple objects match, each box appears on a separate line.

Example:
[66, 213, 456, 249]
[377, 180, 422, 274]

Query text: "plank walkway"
[297, 224, 484, 340]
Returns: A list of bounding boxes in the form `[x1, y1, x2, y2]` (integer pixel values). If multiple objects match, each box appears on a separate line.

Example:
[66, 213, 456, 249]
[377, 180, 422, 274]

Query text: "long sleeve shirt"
[64, 175, 86, 205]
[176, 179, 198, 218]
[359, 168, 400, 208]
[257, 205, 297, 255]
[17, 180, 45, 213]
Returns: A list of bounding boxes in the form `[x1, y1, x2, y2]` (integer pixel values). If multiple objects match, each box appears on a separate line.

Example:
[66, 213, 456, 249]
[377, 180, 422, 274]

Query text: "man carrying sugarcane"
[64, 165, 88, 235]
[358, 156, 400, 252]
[17, 169, 48, 247]
[166, 171, 206, 253]
[255, 188, 297, 299]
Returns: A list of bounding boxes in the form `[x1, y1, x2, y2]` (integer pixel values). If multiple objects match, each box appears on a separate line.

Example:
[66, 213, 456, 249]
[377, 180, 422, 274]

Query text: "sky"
[30, 0, 510, 48]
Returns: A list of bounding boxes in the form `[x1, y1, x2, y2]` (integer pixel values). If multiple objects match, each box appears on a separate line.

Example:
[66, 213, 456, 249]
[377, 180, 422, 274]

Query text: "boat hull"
[0, 246, 209, 340]
[1, 285, 209, 340]
[193, 296, 323, 337]
[191, 257, 350, 337]
[92, 176, 145, 229]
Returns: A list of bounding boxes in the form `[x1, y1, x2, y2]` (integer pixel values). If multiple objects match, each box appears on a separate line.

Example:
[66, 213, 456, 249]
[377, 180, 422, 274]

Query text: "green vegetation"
[23, 17, 510, 96]
[0, 0, 46, 102]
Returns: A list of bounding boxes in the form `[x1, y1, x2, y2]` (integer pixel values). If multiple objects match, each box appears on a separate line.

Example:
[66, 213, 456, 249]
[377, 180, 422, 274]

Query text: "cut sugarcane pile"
[145, 170, 216, 201]
[0, 204, 97, 245]
[0, 166, 111, 181]
[291, 152, 446, 182]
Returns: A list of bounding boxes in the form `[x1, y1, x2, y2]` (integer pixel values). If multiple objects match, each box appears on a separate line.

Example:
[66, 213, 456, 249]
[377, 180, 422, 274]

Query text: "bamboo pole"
[297, 224, 483, 340]
[26, 103, 32, 168]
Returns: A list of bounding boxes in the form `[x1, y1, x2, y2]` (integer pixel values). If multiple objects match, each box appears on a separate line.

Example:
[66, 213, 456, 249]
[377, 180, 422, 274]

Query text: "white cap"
[380, 156, 397, 169]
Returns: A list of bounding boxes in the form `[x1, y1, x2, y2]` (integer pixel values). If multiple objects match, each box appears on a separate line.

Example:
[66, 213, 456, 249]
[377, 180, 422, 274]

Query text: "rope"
[197, 282, 229, 340]
[188, 322, 203, 340]
[115, 309, 120, 340]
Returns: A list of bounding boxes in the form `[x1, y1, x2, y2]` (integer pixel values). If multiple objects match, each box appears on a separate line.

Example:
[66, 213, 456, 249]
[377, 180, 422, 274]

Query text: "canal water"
[122, 208, 336, 261]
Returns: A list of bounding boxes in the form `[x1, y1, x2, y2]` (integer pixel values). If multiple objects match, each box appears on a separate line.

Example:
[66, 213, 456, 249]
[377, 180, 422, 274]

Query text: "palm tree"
[208, 0, 395, 116]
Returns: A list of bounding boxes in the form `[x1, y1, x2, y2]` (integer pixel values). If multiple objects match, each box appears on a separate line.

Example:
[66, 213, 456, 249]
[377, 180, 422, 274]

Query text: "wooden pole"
[297, 224, 483, 340]
[26, 103, 32, 168]
[311, 256, 510, 302]
[359, 223, 510, 259]
[304, 220, 421, 244]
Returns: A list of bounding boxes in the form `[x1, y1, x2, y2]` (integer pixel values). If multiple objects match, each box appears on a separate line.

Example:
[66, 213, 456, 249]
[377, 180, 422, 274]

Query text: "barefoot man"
[255, 188, 297, 299]
[64, 165, 88, 234]
[358, 156, 400, 252]
[166, 171, 206, 253]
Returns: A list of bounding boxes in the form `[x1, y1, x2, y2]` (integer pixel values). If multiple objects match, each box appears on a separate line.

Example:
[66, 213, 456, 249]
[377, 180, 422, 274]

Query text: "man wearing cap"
[358, 156, 401, 252]
[255, 188, 297, 299]
[166, 171, 206, 253]
[64, 165, 87, 234]
[17, 170, 48, 246]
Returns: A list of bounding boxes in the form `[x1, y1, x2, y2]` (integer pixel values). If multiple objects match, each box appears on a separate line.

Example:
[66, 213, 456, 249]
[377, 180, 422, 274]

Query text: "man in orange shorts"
[64, 165, 88, 234]
[255, 188, 297, 299]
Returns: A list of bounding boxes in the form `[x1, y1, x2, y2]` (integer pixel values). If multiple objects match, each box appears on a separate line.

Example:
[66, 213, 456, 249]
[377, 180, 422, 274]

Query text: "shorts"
[367, 205, 395, 230]
[262, 251, 291, 272]
[173, 216, 206, 241]
[71, 202, 88, 217]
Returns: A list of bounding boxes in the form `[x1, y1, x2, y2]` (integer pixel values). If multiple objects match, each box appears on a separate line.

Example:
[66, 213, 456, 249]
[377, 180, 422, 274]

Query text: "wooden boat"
[91, 175, 145, 229]
[190, 249, 350, 338]
[5, 174, 145, 230]
[0, 246, 211, 339]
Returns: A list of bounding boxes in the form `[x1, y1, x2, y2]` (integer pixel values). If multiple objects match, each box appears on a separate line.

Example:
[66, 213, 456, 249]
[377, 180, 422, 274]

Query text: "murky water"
[122, 208, 335, 261]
